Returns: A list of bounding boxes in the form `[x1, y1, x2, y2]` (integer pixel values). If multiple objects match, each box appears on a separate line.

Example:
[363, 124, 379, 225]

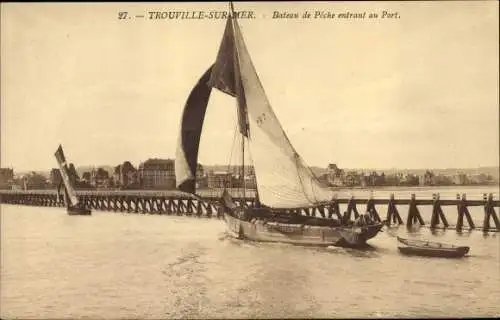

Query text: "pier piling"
[366, 196, 381, 222]
[345, 196, 360, 221]
[456, 193, 475, 231]
[483, 193, 500, 231]
[430, 193, 449, 229]
[328, 196, 343, 220]
[386, 193, 403, 226]
[406, 193, 425, 227]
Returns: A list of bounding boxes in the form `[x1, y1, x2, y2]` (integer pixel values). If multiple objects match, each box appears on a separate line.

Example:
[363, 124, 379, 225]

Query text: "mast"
[229, 1, 246, 207]
[242, 133, 245, 206]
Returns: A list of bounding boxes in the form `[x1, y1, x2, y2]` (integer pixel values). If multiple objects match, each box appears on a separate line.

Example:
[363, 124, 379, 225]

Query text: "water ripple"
[1, 204, 499, 318]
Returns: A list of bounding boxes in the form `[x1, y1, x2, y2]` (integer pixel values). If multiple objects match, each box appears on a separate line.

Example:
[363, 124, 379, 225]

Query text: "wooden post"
[329, 195, 342, 220]
[430, 193, 439, 228]
[430, 193, 448, 229]
[457, 193, 475, 231]
[346, 196, 359, 221]
[196, 200, 203, 217]
[366, 196, 381, 222]
[456, 193, 464, 230]
[407, 193, 425, 227]
[206, 202, 213, 218]
[483, 193, 500, 231]
[311, 207, 317, 217]
[386, 193, 403, 226]
[304, 207, 311, 217]
[216, 201, 223, 218]
[127, 198, 133, 213]
[317, 205, 326, 218]
[158, 199, 165, 214]
[489, 194, 500, 231]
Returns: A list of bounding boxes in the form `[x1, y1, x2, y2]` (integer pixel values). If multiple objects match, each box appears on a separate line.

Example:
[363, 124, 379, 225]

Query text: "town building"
[207, 170, 232, 189]
[90, 167, 110, 189]
[0, 168, 14, 189]
[82, 172, 91, 183]
[467, 173, 491, 185]
[453, 172, 468, 185]
[50, 168, 62, 187]
[114, 161, 139, 189]
[326, 163, 345, 186]
[361, 172, 377, 187]
[419, 170, 435, 186]
[25, 172, 50, 190]
[195, 163, 208, 188]
[344, 171, 361, 186]
[138, 158, 176, 189]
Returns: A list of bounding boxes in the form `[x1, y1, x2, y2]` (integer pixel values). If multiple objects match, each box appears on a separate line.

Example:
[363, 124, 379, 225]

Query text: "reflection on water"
[1, 203, 499, 319]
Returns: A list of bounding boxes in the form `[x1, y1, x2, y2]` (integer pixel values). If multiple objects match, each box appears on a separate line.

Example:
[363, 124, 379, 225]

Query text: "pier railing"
[0, 189, 498, 232]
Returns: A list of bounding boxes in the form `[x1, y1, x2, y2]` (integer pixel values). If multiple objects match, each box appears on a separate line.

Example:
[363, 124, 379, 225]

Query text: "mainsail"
[208, 7, 335, 208]
[54, 145, 79, 206]
[175, 4, 335, 208]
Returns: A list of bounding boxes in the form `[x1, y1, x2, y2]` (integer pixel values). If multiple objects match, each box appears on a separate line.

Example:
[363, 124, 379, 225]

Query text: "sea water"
[1, 186, 499, 318]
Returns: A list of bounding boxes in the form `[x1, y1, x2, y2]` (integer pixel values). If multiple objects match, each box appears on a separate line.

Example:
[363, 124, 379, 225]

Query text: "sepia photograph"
[1, 1, 499, 318]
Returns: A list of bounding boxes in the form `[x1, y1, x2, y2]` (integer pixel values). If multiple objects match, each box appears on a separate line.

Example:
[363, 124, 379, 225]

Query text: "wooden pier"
[0, 189, 499, 232]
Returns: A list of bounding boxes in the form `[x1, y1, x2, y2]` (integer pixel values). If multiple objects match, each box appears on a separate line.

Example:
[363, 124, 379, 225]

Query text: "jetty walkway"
[0, 189, 499, 232]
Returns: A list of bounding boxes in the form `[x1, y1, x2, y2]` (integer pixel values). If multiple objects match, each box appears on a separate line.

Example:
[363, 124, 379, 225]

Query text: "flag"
[207, 11, 249, 137]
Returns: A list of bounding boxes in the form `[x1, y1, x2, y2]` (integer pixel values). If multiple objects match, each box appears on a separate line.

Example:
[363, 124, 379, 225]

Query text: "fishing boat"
[54, 145, 91, 215]
[397, 236, 470, 258]
[174, 3, 384, 247]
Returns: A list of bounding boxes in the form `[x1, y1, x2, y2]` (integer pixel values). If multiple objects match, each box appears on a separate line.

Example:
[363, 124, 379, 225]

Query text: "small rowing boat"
[397, 236, 469, 258]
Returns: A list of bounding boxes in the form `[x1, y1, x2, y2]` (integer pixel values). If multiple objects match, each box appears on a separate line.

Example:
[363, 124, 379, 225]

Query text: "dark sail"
[207, 12, 249, 137]
[175, 65, 214, 193]
[54, 144, 79, 206]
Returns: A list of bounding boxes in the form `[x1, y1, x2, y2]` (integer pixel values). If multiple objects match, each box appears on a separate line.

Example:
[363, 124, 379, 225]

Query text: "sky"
[1, 1, 499, 172]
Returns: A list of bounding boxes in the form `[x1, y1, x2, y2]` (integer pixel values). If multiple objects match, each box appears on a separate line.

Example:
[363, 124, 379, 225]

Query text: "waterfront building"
[344, 171, 361, 186]
[326, 163, 345, 186]
[138, 158, 175, 189]
[419, 170, 435, 186]
[467, 173, 491, 185]
[355, 171, 385, 187]
[207, 170, 232, 189]
[81, 172, 91, 183]
[25, 172, 49, 189]
[0, 168, 14, 189]
[453, 172, 468, 185]
[50, 168, 62, 187]
[114, 161, 139, 189]
[90, 167, 110, 189]
[195, 163, 208, 188]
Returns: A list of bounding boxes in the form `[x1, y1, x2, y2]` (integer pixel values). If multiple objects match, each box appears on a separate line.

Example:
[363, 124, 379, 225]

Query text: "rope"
[226, 121, 239, 173]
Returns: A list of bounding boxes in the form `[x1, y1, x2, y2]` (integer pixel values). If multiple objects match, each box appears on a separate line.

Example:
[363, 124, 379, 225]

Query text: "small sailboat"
[54, 145, 91, 215]
[174, 3, 384, 247]
[397, 237, 470, 258]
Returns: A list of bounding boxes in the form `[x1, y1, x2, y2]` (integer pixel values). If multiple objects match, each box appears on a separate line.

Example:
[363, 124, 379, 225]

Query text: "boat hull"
[224, 212, 384, 247]
[398, 246, 469, 258]
[397, 236, 469, 258]
[67, 206, 92, 216]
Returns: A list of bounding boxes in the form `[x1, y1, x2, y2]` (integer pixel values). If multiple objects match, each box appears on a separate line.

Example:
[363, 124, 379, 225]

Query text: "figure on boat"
[174, 2, 383, 246]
